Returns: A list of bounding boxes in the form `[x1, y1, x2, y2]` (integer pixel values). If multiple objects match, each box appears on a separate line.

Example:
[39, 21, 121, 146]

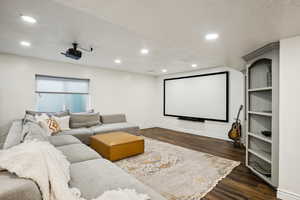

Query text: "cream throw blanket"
[0, 140, 150, 200]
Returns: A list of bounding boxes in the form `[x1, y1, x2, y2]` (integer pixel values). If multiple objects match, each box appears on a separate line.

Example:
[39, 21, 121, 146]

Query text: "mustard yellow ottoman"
[90, 131, 144, 161]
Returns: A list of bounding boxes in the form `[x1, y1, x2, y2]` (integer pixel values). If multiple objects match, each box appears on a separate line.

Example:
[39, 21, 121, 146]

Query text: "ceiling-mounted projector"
[61, 43, 93, 60]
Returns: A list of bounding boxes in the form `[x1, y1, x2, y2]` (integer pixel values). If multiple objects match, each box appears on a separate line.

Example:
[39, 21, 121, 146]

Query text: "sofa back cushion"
[3, 120, 23, 149]
[70, 112, 101, 129]
[101, 114, 127, 124]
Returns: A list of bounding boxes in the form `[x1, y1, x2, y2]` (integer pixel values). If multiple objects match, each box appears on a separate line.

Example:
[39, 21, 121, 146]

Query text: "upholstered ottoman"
[90, 132, 144, 161]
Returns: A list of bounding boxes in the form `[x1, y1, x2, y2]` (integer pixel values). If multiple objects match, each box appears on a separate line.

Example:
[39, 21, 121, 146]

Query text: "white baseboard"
[277, 189, 300, 200]
[158, 124, 231, 141]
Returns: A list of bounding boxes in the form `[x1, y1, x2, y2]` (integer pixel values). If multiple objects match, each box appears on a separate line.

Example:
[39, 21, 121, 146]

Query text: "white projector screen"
[164, 72, 229, 122]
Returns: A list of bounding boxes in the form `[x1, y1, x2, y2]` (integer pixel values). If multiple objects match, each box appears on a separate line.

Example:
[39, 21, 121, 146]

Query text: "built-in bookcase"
[243, 42, 279, 188]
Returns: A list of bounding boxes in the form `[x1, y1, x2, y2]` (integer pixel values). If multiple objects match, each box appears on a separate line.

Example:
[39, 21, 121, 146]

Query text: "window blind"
[35, 75, 89, 94]
[35, 75, 90, 112]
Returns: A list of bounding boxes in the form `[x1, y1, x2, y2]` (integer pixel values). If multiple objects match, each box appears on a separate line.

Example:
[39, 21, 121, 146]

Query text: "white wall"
[0, 53, 245, 148]
[0, 53, 158, 147]
[156, 67, 244, 141]
[278, 36, 300, 200]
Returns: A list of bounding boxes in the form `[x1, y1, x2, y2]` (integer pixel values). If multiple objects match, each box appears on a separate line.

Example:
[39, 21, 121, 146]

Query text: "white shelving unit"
[243, 42, 279, 188]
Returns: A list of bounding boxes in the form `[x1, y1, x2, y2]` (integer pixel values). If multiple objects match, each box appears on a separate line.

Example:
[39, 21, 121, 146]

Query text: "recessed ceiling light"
[205, 33, 219, 40]
[20, 41, 31, 47]
[140, 48, 149, 55]
[21, 15, 37, 24]
[161, 69, 167, 73]
[114, 59, 122, 64]
[191, 64, 198, 68]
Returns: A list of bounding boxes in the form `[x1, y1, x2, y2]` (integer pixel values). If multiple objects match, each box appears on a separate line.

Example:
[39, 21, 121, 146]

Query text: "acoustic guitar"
[228, 105, 243, 147]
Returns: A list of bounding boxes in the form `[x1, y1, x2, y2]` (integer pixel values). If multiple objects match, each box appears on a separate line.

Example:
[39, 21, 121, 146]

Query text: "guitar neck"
[235, 106, 243, 123]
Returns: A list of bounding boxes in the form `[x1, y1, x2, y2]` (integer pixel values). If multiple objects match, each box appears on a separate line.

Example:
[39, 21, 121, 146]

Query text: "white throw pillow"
[53, 116, 70, 131]
[35, 114, 52, 136]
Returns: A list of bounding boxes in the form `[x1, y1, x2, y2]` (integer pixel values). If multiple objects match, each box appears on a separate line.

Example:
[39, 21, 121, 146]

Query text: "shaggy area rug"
[116, 137, 240, 200]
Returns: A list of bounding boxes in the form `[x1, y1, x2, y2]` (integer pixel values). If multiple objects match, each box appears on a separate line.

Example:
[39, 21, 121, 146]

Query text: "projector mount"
[74, 43, 93, 52]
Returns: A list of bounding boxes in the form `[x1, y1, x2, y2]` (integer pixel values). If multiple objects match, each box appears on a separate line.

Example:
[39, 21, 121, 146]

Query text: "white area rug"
[116, 137, 240, 200]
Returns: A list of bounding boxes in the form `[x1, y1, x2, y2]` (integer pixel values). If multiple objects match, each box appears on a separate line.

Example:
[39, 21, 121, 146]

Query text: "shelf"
[248, 114, 272, 137]
[248, 149, 271, 164]
[248, 111, 272, 117]
[248, 165, 272, 185]
[248, 132, 272, 143]
[249, 91, 272, 113]
[248, 87, 272, 92]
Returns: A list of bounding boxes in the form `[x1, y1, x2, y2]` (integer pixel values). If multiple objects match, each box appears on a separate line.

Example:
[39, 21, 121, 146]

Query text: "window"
[36, 75, 90, 112]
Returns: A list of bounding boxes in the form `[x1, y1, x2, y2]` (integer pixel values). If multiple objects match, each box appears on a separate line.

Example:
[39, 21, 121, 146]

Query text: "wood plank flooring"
[139, 127, 277, 200]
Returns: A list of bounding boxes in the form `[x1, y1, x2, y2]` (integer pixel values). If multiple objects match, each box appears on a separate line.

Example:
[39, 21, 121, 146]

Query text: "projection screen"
[164, 71, 229, 122]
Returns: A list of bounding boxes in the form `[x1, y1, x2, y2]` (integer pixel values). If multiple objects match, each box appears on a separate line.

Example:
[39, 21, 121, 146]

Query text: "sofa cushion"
[0, 171, 41, 200]
[48, 135, 81, 147]
[101, 114, 126, 124]
[90, 123, 139, 135]
[3, 121, 23, 149]
[57, 143, 101, 163]
[70, 159, 166, 200]
[60, 128, 93, 145]
[70, 112, 101, 129]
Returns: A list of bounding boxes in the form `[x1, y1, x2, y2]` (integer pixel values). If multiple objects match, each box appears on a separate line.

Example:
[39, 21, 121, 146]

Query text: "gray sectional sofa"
[0, 114, 166, 200]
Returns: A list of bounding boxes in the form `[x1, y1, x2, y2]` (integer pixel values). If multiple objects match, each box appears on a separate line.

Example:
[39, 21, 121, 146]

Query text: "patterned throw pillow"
[47, 118, 61, 135]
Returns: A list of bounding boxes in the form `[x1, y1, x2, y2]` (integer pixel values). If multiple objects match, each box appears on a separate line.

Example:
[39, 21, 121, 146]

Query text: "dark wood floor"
[140, 127, 277, 200]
